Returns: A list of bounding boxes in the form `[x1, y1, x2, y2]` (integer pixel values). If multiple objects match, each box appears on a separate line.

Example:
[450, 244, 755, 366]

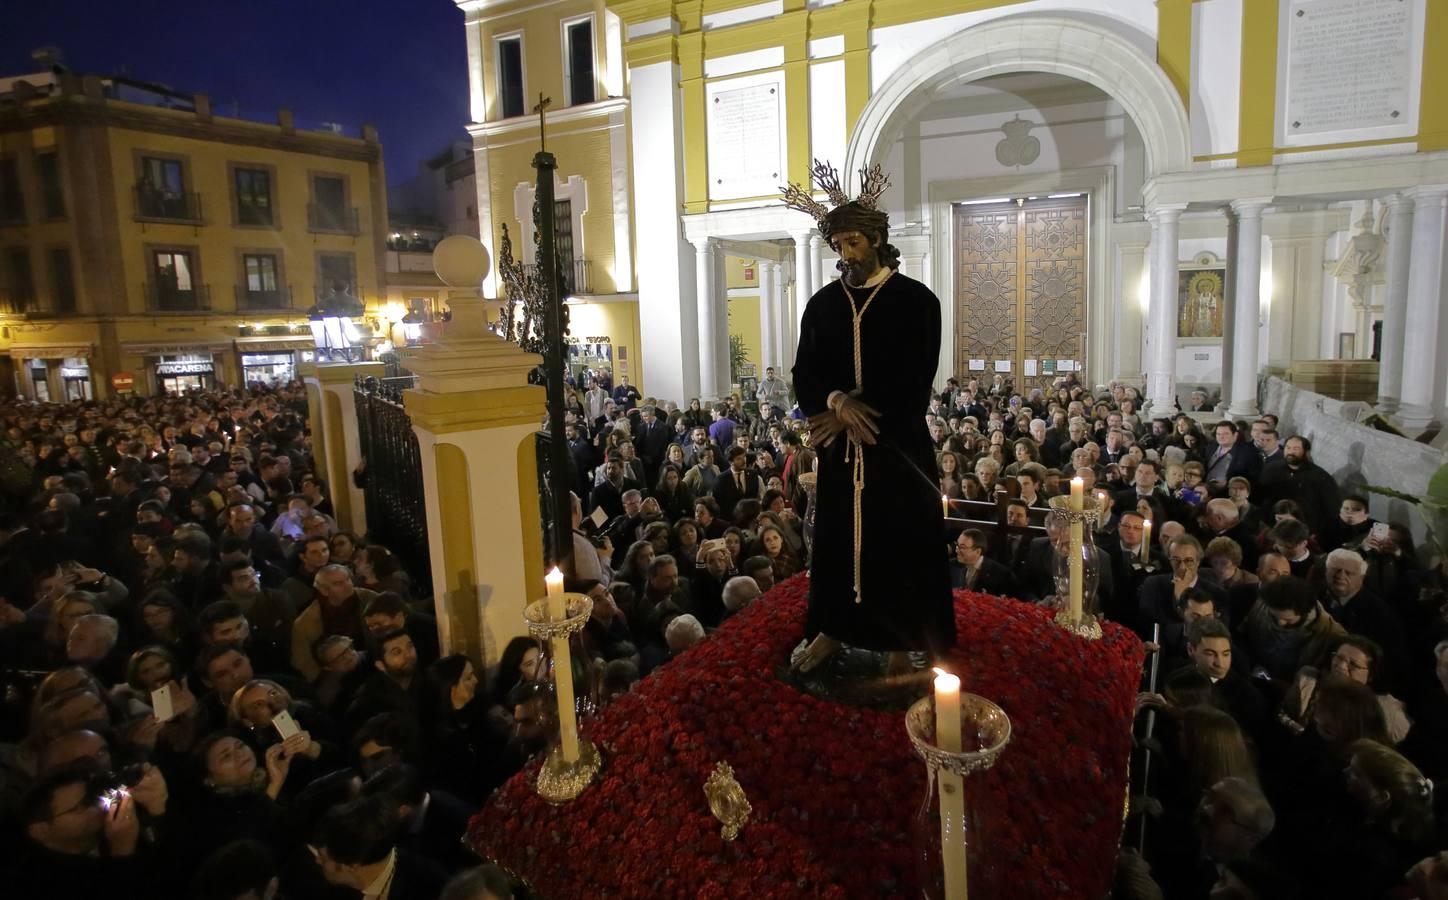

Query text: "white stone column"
[793, 232, 813, 305]
[692, 237, 720, 400]
[1377, 193, 1414, 412]
[776, 265, 793, 371]
[1115, 239, 1149, 382]
[630, 60, 699, 401]
[1145, 205, 1185, 414]
[758, 261, 778, 370]
[1228, 199, 1271, 417]
[810, 235, 825, 299]
[1217, 208, 1238, 413]
[1395, 186, 1448, 430]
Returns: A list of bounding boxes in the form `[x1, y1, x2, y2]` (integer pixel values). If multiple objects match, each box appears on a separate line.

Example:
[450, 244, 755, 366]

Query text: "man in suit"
[1204, 420, 1260, 491]
[949, 528, 1019, 596]
[310, 794, 447, 899]
[633, 405, 672, 487]
[711, 445, 761, 522]
[1320, 548, 1408, 690]
[1103, 509, 1165, 630]
[987, 499, 1035, 577]
[588, 454, 640, 520]
[1137, 534, 1229, 647]
[1182, 616, 1272, 742]
[1114, 458, 1170, 518]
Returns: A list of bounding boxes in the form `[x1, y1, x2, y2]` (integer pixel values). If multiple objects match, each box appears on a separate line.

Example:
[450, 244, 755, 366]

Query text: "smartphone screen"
[151, 683, 175, 722]
[272, 709, 301, 739]
[1369, 522, 1390, 542]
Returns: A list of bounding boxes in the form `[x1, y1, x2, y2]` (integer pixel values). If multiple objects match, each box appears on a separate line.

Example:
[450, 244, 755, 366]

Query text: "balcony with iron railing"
[308, 203, 361, 234]
[143, 281, 211, 312]
[235, 283, 295, 311]
[524, 257, 593, 296]
[133, 184, 203, 223]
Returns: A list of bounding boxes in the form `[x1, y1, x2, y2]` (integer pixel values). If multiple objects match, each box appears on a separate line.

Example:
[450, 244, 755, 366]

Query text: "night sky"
[4, 0, 470, 185]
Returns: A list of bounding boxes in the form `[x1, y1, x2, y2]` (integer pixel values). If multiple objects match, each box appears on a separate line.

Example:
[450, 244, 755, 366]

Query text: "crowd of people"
[898, 375, 1447, 900]
[2, 361, 1447, 900]
[563, 366, 1448, 898]
[0, 386, 520, 899]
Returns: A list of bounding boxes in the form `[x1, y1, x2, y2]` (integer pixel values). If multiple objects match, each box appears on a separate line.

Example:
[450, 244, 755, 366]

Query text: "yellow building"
[0, 71, 390, 399]
[458, 0, 1448, 428]
[459, 0, 644, 384]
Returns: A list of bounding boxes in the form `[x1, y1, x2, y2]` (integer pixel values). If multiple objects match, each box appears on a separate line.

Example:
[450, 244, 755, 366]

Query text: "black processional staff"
[533, 93, 573, 574]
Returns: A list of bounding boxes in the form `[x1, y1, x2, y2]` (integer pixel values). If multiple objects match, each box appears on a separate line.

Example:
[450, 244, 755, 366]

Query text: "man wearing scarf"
[787, 170, 956, 673]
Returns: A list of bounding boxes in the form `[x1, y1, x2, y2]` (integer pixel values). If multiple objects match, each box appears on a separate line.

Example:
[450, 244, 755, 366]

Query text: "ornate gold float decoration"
[704, 761, 753, 841]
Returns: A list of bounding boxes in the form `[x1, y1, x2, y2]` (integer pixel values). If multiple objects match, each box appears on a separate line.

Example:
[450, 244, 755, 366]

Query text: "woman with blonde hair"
[974, 456, 1001, 495]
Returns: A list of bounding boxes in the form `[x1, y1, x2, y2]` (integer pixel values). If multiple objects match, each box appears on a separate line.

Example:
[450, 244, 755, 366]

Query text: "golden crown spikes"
[779, 159, 892, 236]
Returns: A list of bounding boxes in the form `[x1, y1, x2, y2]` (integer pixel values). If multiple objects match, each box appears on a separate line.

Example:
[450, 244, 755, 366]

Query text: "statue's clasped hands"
[808, 392, 881, 448]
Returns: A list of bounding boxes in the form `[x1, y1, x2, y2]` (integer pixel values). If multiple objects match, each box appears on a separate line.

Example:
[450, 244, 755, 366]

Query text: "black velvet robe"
[791, 269, 956, 653]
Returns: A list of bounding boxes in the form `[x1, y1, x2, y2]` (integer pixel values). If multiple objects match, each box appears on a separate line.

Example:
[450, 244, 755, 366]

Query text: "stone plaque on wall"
[1283, 0, 1417, 141]
[706, 75, 784, 201]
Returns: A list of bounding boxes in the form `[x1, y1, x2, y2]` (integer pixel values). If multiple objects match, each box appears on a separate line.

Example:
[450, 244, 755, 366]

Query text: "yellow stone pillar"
[402, 238, 547, 671]
[302, 359, 383, 534]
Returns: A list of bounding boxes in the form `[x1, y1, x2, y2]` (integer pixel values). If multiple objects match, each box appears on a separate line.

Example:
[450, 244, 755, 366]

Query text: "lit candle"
[545, 567, 565, 618]
[1068, 478, 1084, 625]
[942, 494, 951, 520]
[1141, 519, 1152, 563]
[544, 568, 580, 764]
[933, 668, 967, 899]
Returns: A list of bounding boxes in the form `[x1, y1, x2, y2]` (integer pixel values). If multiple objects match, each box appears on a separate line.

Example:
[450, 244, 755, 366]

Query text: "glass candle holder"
[905, 692, 1012, 899]
[522, 592, 602, 802]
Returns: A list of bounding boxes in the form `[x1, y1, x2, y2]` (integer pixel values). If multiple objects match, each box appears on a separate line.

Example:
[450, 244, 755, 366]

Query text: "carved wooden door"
[954, 196, 1087, 393]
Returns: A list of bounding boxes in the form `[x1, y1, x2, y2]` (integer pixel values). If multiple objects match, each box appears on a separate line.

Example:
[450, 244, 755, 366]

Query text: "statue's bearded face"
[832, 230, 881, 284]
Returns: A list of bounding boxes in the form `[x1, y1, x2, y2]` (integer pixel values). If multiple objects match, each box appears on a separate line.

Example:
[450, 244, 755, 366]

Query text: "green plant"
[1363, 461, 1448, 560]
[728, 333, 749, 385]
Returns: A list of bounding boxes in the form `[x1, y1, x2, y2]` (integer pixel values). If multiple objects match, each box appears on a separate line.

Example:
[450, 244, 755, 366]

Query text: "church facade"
[458, 0, 1448, 429]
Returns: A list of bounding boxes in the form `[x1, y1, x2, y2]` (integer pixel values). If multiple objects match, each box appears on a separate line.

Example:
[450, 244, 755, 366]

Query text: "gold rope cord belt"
[839, 270, 892, 604]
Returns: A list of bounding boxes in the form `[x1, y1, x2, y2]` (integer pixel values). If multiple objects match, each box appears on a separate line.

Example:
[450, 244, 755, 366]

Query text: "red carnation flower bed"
[467, 576, 1143, 898]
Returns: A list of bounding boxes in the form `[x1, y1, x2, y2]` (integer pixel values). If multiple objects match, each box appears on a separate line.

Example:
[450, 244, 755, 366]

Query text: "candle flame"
[932, 666, 947, 677]
[547, 566, 563, 578]
[1144, 519, 1152, 527]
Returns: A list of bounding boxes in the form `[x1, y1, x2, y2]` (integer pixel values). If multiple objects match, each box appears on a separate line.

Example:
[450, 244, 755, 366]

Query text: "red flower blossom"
[467, 576, 1143, 898]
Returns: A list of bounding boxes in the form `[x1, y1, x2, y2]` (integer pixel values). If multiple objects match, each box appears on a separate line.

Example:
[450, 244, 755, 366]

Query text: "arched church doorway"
[845, 15, 1191, 385]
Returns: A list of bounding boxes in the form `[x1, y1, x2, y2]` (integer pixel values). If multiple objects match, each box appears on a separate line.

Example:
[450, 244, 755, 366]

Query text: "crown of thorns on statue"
[780, 160, 891, 246]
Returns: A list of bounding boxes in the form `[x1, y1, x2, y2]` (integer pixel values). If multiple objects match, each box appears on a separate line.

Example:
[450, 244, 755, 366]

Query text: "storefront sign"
[111, 372, 136, 391]
[156, 361, 214, 376]
[60, 367, 89, 379]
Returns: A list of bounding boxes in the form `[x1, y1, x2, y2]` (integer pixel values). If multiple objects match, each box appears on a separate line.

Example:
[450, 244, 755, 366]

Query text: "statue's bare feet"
[791, 633, 842, 673]
[884, 651, 915, 677]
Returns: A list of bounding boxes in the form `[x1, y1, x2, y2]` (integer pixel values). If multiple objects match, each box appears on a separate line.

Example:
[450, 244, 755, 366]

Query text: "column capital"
[1229, 197, 1273, 217]
[791, 231, 813, 246]
[809, 234, 824, 248]
[690, 236, 717, 254]
[1146, 203, 1187, 223]
[1403, 184, 1448, 205]
[1384, 192, 1415, 212]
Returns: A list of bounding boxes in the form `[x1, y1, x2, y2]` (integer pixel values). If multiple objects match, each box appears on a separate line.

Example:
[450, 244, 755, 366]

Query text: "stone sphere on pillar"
[433, 235, 492, 289]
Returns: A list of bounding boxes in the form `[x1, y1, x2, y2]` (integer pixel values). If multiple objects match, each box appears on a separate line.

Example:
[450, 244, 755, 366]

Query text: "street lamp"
[307, 282, 366, 362]
[401, 308, 423, 345]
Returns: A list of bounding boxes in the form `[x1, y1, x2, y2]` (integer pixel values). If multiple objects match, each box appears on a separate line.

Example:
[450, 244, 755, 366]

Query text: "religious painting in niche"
[1177, 259, 1225, 339]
